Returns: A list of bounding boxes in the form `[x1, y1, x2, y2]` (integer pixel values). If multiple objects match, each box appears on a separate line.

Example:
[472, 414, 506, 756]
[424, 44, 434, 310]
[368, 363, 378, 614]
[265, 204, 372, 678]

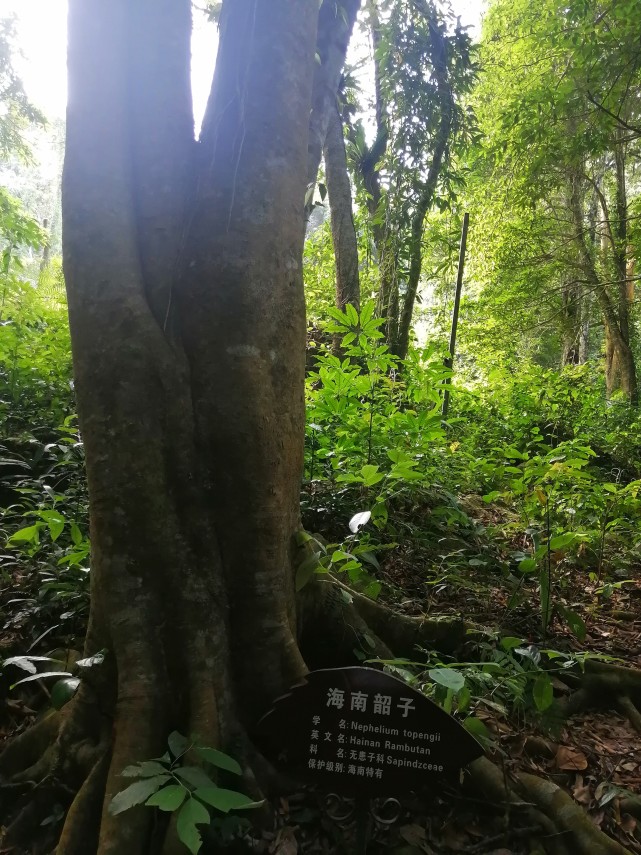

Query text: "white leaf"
[349, 511, 371, 533]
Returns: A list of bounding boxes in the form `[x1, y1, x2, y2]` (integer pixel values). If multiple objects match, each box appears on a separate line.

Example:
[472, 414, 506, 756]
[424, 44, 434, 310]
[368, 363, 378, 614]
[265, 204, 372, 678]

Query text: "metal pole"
[442, 212, 469, 420]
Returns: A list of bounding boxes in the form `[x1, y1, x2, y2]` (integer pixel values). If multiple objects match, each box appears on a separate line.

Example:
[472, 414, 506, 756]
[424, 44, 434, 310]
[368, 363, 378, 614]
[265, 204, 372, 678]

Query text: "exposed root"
[467, 757, 633, 855]
[11, 742, 57, 785]
[617, 694, 641, 734]
[298, 573, 466, 669]
[298, 578, 393, 668]
[56, 750, 110, 855]
[560, 660, 641, 719]
[0, 786, 60, 854]
[469, 758, 570, 855]
[0, 710, 59, 780]
[516, 772, 633, 855]
[619, 793, 641, 821]
[580, 660, 641, 706]
[347, 583, 466, 655]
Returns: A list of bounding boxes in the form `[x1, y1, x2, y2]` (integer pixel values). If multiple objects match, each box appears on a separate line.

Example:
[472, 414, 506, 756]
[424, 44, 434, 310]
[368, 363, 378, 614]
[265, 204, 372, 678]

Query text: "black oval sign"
[254, 667, 483, 796]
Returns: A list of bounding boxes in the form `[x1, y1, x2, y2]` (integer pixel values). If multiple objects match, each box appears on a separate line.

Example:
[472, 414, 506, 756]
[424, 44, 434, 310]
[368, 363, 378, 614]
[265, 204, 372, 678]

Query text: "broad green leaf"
[121, 761, 169, 778]
[360, 464, 384, 486]
[549, 533, 575, 550]
[518, 557, 537, 573]
[195, 747, 242, 776]
[463, 717, 491, 744]
[514, 645, 541, 665]
[336, 472, 361, 483]
[359, 301, 374, 325]
[168, 731, 189, 759]
[146, 784, 187, 811]
[109, 776, 170, 815]
[38, 510, 66, 541]
[51, 677, 80, 710]
[457, 686, 472, 713]
[557, 605, 586, 641]
[174, 766, 215, 789]
[8, 524, 40, 544]
[370, 502, 388, 529]
[532, 676, 553, 711]
[345, 303, 359, 326]
[428, 668, 465, 692]
[176, 798, 209, 854]
[500, 636, 523, 651]
[389, 465, 422, 481]
[363, 580, 381, 599]
[194, 787, 263, 814]
[70, 522, 83, 545]
[358, 550, 380, 570]
[47, 519, 66, 541]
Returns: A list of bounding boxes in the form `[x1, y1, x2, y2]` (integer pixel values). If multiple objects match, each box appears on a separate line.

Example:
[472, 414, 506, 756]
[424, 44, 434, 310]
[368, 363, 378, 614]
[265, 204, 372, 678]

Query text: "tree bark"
[393, 15, 453, 360]
[568, 168, 637, 403]
[349, 0, 387, 256]
[47, 1, 318, 851]
[560, 277, 581, 366]
[307, 0, 362, 197]
[324, 103, 360, 311]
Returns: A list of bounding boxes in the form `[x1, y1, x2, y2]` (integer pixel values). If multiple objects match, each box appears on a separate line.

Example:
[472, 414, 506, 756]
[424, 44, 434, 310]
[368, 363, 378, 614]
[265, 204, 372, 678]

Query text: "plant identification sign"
[255, 667, 483, 796]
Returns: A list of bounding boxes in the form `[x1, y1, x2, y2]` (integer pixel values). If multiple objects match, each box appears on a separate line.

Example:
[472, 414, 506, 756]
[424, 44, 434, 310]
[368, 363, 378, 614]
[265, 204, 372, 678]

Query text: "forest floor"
[260, 562, 641, 855]
[1, 491, 640, 854]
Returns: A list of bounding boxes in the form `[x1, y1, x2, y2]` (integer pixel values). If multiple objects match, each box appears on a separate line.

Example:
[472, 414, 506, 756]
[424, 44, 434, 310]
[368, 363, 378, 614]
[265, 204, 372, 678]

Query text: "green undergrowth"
[1, 291, 640, 689]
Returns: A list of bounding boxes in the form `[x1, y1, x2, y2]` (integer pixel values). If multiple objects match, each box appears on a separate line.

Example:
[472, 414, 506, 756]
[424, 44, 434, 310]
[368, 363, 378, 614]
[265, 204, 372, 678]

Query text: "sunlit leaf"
[349, 511, 371, 533]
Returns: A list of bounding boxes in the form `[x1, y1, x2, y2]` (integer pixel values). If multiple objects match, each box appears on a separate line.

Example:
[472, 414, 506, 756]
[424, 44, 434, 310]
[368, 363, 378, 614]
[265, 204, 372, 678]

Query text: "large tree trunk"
[324, 103, 360, 311]
[12, 2, 315, 852]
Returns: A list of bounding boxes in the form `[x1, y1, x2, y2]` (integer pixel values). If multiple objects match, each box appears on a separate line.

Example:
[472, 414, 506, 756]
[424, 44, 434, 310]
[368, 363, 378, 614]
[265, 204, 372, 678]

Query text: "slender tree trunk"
[307, 0, 361, 198]
[393, 17, 453, 360]
[352, 0, 388, 255]
[324, 103, 360, 311]
[39, 218, 51, 273]
[569, 168, 638, 403]
[578, 288, 590, 364]
[560, 277, 581, 365]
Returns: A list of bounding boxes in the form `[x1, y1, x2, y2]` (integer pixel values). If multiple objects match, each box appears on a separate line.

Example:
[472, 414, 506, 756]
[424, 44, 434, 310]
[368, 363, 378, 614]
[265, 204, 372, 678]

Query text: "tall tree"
[466, 0, 641, 399]
[324, 93, 361, 311]
[347, 0, 475, 358]
[0, 16, 46, 160]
